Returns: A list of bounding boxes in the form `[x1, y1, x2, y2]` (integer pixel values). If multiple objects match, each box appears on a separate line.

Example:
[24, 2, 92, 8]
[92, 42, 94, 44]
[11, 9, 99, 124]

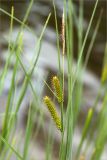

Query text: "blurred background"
[0, 0, 106, 76]
[0, 0, 106, 159]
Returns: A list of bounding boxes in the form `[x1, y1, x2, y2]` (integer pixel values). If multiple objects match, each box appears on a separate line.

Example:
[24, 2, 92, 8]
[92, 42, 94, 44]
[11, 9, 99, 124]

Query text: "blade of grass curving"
[82, 40, 105, 156]
[90, 92, 107, 160]
[21, 101, 47, 160]
[22, 0, 34, 26]
[0, 135, 17, 160]
[84, 84, 107, 157]
[6, 136, 17, 160]
[0, 136, 23, 160]
[0, 33, 22, 152]
[4, 34, 23, 147]
[0, 59, 18, 147]
[91, 122, 107, 160]
[14, 13, 51, 113]
[0, 7, 37, 38]
[7, 13, 51, 142]
[23, 102, 33, 160]
[75, 10, 103, 151]
[76, 108, 93, 159]
[82, 84, 103, 155]
[43, 79, 57, 98]
[72, 0, 99, 91]
[0, 6, 14, 94]
[0, 0, 34, 95]
[84, 10, 103, 69]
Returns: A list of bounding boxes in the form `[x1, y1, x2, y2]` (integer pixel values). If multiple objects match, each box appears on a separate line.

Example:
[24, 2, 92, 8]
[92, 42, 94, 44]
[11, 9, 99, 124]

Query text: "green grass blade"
[0, 136, 23, 160]
[72, 0, 99, 90]
[0, 33, 23, 151]
[52, 0, 61, 75]
[0, 0, 34, 95]
[76, 108, 93, 159]
[84, 10, 103, 69]
[23, 102, 33, 160]
[0, 6, 14, 94]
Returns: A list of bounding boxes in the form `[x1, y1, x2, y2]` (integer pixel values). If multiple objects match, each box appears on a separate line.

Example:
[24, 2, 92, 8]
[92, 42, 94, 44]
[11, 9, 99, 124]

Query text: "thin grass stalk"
[6, 136, 17, 160]
[83, 42, 106, 152]
[101, 43, 107, 84]
[0, 6, 14, 94]
[59, 0, 71, 159]
[52, 0, 61, 75]
[1, 39, 23, 152]
[61, 8, 65, 132]
[76, 109, 93, 159]
[6, 14, 51, 149]
[90, 93, 107, 160]
[0, 41, 20, 152]
[82, 85, 103, 155]
[0, 8, 37, 38]
[45, 123, 54, 160]
[84, 10, 103, 69]
[0, 136, 23, 160]
[78, 0, 83, 54]
[0, 0, 34, 94]
[59, 8, 65, 160]
[74, 0, 83, 126]
[84, 85, 107, 157]
[72, 0, 99, 91]
[52, 5, 64, 154]
[23, 102, 33, 160]
[12, 13, 51, 114]
[64, 0, 73, 159]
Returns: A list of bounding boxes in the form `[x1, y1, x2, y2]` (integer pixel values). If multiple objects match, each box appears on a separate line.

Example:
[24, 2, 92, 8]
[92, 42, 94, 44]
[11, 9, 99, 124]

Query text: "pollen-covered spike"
[52, 76, 63, 103]
[43, 96, 62, 131]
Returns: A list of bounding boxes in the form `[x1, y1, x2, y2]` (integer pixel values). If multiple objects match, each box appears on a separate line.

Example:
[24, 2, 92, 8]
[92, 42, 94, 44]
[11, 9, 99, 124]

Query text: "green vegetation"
[0, 0, 107, 160]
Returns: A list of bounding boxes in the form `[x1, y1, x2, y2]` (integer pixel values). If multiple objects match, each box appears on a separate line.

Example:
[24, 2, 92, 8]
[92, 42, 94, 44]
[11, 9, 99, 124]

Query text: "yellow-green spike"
[43, 96, 62, 131]
[52, 76, 63, 103]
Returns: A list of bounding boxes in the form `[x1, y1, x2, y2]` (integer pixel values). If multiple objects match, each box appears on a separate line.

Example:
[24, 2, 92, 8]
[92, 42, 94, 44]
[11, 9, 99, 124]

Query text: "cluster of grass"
[0, 0, 107, 160]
